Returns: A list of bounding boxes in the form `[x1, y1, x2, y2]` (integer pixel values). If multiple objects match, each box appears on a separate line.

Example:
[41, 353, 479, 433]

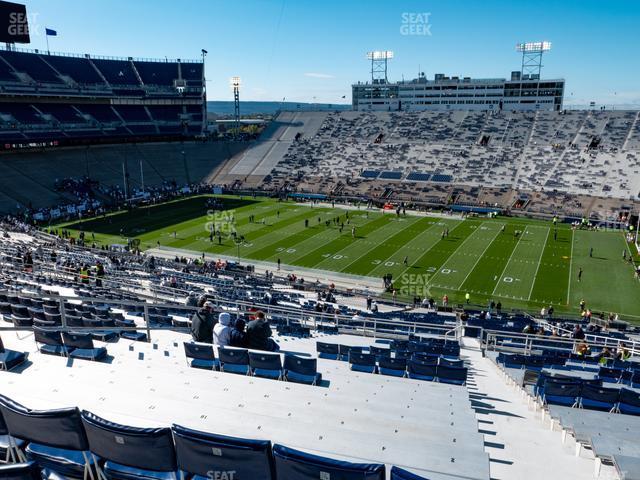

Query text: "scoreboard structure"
[0, 1, 30, 44]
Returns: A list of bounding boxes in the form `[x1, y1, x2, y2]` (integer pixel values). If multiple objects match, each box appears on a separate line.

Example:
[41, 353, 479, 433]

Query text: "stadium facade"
[352, 72, 565, 112]
[0, 46, 205, 149]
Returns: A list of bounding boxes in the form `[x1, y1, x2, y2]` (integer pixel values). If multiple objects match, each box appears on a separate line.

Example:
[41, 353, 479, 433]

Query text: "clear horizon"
[17, 0, 640, 107]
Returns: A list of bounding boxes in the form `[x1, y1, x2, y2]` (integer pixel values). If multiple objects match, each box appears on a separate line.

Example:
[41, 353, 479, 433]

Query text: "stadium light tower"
[366, 51, 394, 83]
[516, 41, 552, 78]
[230, 76, 241, 140]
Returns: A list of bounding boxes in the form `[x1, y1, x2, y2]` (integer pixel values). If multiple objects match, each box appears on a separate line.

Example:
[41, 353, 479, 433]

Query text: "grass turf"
[55, 195, 640, 321]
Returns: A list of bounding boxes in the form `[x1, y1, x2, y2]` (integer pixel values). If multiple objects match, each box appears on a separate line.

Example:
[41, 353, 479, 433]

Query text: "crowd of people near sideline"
[18, 179, 223, 225]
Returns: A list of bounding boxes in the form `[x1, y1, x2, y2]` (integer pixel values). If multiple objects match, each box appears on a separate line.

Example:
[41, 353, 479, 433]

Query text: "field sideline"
[57, 195, 640, 320]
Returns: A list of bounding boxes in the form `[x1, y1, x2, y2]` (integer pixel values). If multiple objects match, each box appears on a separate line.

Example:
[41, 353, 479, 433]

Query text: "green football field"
[55, 195, 640, 320]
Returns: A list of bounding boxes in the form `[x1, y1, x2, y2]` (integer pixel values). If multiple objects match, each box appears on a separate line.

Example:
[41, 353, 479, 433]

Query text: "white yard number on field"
[502, 277, 520, 283]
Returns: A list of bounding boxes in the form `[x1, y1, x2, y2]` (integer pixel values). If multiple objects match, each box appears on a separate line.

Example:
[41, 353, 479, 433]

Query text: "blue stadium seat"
[579, 384, 620, 411]
[542, 382, 580, 407]
[407, 359, 437, 381]
[283, 355, 321, 385]
[410, 353, 438, 365]
[45, 55, 105, 84]
[390, 465, 430, 480]
[349, 352, 377, 374]
[272, 444, 385, 480]
[339, 345, 364, 362]
[316, 342, 339, 360]
[437, 365, 468, 386]
[218, 347, 250, 375]
[133, 61, 179, 86]
[33, 328, 73, 357]
[82, 318, 120, 342]
[0, 394, 96, 478]
[0, 409, 25, 463]
[378, 357, 407, 377]
[360, 170, 381, 179]
[618, 388, 640, 416]
[92, 59, 139, 85]
[81, 410, 178, 480]
[369, 346, 390, 359]
[0, 337, 27, 371]
[599, 367, 624, 384]
[62, 332, 107, 361]
[248, 351, 283, 380]
[378, 171, 403, 180]
[115, 319, 148, 342]
[406, 172, 432, 182]
[172, 424, 275, 480]
[439, 357, 464, 368]
[183, 342, 219, 370]
[0, 461, 41, 480]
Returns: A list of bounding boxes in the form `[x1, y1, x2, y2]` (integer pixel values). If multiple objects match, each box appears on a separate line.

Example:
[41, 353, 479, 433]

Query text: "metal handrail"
[481, 329, 638, 358]
[0, 44, 201, 63]
[0, 288, 459, 343]
[531, 315, 634, 350]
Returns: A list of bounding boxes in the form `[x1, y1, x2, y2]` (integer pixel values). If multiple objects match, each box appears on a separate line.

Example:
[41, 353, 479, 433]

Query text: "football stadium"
[0, 2, 639, 480]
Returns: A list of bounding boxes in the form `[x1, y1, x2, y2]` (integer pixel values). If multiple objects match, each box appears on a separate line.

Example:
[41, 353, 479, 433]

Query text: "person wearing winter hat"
[212, 312, 232, 346]
[190, 301, 215, 343]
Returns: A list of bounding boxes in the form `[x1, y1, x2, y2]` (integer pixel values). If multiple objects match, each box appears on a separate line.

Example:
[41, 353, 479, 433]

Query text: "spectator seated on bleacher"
[246, 311, 279, 352]
[190, 301, 215, 344]
[212, 312, 232, 347]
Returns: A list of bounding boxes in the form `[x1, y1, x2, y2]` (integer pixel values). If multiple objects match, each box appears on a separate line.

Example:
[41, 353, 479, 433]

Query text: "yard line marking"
[317, 216, 418, 269]
[456, 223, 505, 291]
[283, 214, 387, 263]
[421, 220, 492, 288]
[527, 226, 551, 301]
[566, 228, 575, 305]
[363, 219, 462, 278]
[393, 219, 470, 282]
[338, 217, 427, 272]
[491, 226, 527, 296]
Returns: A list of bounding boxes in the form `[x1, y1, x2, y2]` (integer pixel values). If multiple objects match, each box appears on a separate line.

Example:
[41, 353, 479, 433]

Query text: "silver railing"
[481, 329, 638, 358]
[0, 288, 459, 345]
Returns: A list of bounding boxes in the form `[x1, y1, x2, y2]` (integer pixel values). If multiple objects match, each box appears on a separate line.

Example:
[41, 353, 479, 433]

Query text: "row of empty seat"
[0, 393, 431, 479]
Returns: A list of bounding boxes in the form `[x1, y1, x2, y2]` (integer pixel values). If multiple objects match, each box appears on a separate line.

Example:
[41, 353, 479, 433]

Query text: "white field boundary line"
[566, 228, 575, 305]
[456, 223, 505, 291]
[427, 282, 640, 320]
[528, 226, 551, 301]
[491, 226, 528, 296]
[423, 220, 493, 289]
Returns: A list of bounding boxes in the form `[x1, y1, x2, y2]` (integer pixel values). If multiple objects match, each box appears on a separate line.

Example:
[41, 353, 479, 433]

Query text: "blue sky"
[20, 0, 640, 106]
